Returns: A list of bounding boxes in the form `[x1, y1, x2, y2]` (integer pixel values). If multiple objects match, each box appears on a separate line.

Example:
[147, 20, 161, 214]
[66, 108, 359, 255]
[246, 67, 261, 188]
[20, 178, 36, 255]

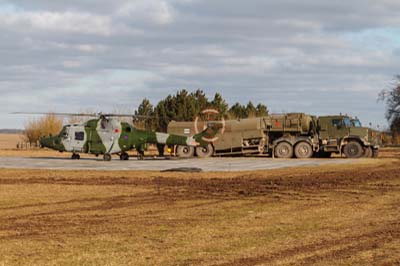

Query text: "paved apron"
[0, 156, 360, 172]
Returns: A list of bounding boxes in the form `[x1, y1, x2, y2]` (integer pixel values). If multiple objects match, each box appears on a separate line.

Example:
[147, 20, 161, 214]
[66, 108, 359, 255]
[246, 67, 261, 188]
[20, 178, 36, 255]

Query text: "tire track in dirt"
[213, 220, 400, 266]
[1, 163, 399, 243]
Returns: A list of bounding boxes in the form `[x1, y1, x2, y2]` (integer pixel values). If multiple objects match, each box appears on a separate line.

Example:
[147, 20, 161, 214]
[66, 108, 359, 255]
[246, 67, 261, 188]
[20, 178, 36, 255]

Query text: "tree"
[192, 89, 209, 114]
[138, 90, 269, 130]
[211, 93, 228, 116]
[380, 75, 400, 133]
[228, 102, 247, 119]
[154, 100, 169, 131]
[246, 101, 257, 118]
[24, 114, 63, 144]
[256, 103, 269, 117]
[135, 98, 155, 130]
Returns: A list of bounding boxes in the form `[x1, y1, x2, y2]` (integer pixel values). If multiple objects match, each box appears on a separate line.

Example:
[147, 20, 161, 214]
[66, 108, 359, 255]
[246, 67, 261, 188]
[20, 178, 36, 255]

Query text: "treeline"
[0, 129, 24, 134]
[134, 89, 269, 131]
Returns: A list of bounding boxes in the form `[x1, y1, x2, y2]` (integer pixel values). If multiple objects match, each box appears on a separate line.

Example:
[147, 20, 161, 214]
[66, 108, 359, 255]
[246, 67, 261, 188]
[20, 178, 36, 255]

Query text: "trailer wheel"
[343, 141, 363, 158]
[363, 147, 373, 158]
[196, 144, 214, 158]
[274, 142, 293, 159]
[176, 145, 195, 158]
[294, 141, 313, 158]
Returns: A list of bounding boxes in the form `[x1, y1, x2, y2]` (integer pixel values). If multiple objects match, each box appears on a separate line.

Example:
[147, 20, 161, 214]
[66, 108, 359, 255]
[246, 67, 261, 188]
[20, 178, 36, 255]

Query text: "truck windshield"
[352, 119, 362, 127]
[343, 117, 352, 128]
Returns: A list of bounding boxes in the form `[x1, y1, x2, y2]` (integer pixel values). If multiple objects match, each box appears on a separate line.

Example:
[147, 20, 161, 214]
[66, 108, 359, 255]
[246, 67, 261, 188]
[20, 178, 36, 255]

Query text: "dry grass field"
[0, 149, 399, 265]
[0, 134, 24, 150]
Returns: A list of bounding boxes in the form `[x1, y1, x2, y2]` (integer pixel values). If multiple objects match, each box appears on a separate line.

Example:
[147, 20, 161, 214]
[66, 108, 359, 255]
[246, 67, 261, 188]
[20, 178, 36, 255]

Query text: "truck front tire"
[343, 141, 363, 158]
[294, 141, 313, 159]
[274, 142, 293, 159]
[176, 145, 195, 158]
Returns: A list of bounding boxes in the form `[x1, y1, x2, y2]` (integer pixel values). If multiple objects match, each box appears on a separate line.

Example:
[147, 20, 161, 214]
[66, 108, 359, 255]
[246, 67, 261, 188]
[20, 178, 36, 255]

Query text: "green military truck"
[167, 113, 379, 159]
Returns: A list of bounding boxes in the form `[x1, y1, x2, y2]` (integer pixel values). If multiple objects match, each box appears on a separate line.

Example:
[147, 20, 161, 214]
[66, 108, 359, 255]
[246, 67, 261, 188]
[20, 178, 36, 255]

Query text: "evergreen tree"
[228, 102, 247, 119]
[211, 93, 229, 116]
[256, 103, 268, 117]
[154, 100, 169, 131]
[138, 90, 269, 131]
[246, 101, 257, 118]
[135, 98, 155, 129]
[192, 89, 209, 114]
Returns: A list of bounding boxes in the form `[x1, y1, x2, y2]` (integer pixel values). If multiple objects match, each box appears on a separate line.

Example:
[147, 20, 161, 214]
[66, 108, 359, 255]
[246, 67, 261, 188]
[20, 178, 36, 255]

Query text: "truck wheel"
[294, 142, 313, 159]
[176, 145, 195, 158]
[196, 144, 214, 158]
[372, 149, 379, 158]
[363, 147, 373, 158]
[274, 142, 293, 159]
[103, 153, 112, 161]
[343, 141, 363, 158]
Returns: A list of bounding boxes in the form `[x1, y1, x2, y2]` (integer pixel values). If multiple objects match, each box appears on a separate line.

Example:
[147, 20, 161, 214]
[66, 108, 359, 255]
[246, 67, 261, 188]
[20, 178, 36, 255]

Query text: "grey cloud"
[0, 0, 398, 129]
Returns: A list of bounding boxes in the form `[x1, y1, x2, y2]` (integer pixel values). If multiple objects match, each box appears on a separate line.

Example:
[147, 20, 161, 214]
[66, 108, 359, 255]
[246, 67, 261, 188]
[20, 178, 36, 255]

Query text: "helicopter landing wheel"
[103, 153, 112, 161]
[137, 152, 144, 160]
[71, 153, 80, 160]
[120, 152, 129, 161]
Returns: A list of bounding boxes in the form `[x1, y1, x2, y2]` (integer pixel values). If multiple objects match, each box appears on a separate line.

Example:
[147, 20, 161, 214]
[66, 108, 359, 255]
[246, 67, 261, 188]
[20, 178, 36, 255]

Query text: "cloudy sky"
[1, 0, 399, 129]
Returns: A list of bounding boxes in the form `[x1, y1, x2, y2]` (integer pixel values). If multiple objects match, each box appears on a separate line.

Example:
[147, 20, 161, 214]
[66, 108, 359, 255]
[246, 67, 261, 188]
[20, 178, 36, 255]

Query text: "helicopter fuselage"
[39, 118, 201, 160]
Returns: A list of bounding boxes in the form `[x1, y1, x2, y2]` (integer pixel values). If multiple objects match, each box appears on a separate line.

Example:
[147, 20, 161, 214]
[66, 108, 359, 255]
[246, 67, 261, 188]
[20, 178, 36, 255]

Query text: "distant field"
[0, 150, 399, 266]
[0, 134, 23, 150]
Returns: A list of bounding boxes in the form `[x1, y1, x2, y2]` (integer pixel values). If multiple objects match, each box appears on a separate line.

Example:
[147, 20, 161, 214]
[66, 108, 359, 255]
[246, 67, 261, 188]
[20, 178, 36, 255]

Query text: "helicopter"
[15, 112, 220, 161]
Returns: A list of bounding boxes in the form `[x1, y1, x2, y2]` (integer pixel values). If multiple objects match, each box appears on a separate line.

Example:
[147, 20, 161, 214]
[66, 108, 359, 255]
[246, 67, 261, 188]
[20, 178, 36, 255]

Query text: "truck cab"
[317, 115, 379, 158]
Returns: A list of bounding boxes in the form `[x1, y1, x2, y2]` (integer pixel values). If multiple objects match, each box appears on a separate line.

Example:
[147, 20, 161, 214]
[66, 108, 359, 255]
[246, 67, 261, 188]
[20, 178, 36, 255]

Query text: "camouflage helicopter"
[17, 112, 220, 161]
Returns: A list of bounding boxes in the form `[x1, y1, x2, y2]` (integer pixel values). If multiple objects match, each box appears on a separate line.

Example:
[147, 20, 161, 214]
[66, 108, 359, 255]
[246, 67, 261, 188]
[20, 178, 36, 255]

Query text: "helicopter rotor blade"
[11, 112, 99, 117]
[104, 114, 150, 119]
[11, 112, 150, 119]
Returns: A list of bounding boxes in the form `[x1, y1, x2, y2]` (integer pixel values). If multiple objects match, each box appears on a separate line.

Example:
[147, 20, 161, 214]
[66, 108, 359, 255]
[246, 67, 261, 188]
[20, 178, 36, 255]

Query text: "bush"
[23, 114, 63, 144]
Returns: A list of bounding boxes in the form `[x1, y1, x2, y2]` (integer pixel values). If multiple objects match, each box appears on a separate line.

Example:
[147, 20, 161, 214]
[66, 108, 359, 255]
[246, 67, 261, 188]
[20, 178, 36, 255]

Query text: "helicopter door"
[96, 119, 122, 154]
[63, 126, 86, 152]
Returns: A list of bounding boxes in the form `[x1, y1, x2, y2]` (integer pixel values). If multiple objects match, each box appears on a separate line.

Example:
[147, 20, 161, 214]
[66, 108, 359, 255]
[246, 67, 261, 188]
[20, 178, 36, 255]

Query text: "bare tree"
[379, 75, 400, 133]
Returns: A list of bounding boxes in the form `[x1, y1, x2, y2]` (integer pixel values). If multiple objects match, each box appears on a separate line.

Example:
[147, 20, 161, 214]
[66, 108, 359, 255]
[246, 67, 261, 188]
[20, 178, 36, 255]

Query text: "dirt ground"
[0, 149, 399, 265]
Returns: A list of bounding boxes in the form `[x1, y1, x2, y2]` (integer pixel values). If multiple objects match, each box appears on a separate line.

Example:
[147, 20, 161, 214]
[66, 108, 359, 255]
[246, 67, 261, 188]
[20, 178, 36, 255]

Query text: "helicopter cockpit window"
[101, 119, 109, 129]
[62, 131, 68, 139]
[75, 131, 85, 141]
[125, 126, 132, 133]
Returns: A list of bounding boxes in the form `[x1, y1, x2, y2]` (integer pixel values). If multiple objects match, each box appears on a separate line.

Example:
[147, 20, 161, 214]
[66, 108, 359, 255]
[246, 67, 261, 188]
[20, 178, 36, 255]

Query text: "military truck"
[167, 113, 379, 159]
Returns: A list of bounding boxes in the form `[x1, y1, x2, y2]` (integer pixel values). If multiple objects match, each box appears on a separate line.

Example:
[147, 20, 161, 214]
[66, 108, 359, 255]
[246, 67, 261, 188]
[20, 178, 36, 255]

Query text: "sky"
[1, 0, 399, 129]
